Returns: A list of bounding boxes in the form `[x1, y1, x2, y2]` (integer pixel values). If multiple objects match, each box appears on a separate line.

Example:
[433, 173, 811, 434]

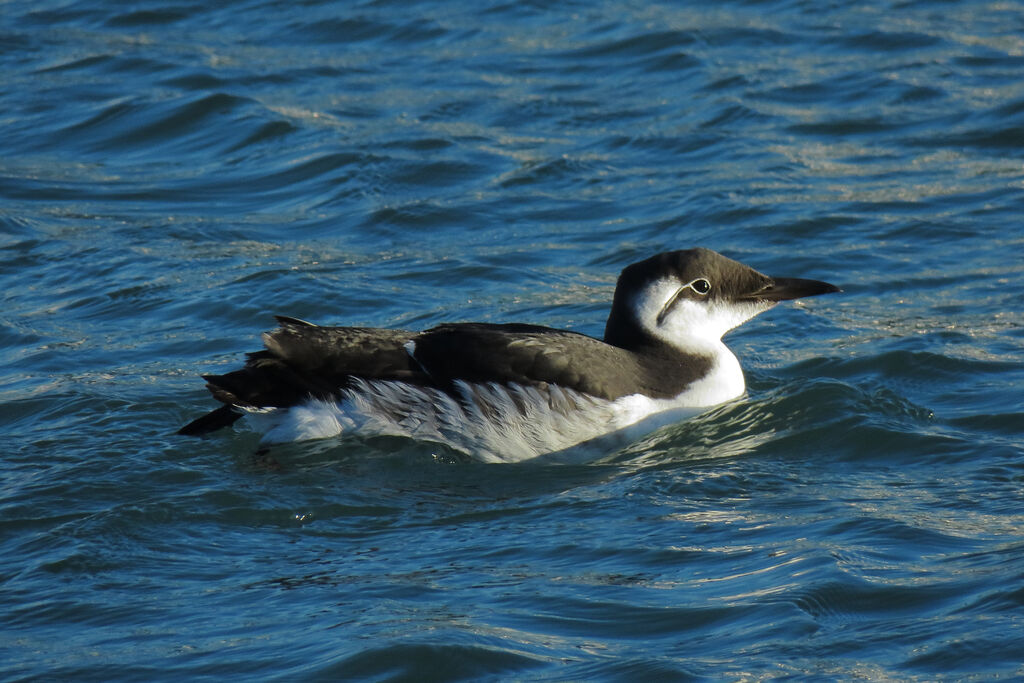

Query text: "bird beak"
[743, 277, 841, 302]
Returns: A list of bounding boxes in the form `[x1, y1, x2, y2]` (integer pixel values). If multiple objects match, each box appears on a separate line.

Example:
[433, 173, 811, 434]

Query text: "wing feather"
[408, 323, 679, 400]
[198, 319, 427, 413]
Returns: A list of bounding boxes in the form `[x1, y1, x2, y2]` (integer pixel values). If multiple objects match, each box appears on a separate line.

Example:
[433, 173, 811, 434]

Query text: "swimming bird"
[178, 248, 839, 462]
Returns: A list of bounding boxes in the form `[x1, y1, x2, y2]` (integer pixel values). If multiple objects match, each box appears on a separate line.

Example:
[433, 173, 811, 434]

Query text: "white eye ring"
[688, 278, 711, 295]
[656, 277, 713, 325]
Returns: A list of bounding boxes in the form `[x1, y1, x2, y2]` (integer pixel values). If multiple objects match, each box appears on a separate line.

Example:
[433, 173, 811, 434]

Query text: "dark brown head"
[604, 248, 840, 352]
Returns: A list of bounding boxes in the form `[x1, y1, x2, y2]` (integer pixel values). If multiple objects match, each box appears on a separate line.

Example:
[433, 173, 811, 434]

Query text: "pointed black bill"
[743, 277, 841, 302]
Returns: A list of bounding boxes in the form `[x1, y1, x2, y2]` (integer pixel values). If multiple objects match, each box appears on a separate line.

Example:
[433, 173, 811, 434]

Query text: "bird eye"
[690, 278, 711, 295]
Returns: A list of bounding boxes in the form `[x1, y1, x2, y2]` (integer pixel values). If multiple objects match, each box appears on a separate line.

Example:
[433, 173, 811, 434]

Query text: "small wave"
[788, 349, 1017, 384]
[104, 8, 189, 28]
[615, 372, 958, 468]
[790, 577, 954, 622]
[833, 29, 942, 52]
[279, 16, 451, 47]
[57, 92, 259, 156]
[319, 643, 545, 681]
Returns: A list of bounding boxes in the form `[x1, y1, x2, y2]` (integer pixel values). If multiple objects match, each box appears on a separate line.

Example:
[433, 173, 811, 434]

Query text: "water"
[3, 0, 1023, 679]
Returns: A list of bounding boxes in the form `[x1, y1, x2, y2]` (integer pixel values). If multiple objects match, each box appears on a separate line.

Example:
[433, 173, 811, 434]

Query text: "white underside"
[246, 346, 745, 463]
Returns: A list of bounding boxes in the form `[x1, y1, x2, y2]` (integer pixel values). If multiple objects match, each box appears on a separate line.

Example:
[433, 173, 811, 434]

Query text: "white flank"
[249, 338, 746, 463]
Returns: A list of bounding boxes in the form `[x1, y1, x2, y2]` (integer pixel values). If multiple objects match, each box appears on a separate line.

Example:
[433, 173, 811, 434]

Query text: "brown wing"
[409, 323, 707, 400]
[178, 317, 426, 434]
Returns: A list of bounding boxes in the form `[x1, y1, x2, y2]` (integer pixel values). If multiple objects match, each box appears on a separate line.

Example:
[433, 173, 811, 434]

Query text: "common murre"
[178, 248, 839, 462]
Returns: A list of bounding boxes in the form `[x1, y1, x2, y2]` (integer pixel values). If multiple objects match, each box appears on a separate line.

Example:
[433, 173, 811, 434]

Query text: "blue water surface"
[3, 0, 1024, 680]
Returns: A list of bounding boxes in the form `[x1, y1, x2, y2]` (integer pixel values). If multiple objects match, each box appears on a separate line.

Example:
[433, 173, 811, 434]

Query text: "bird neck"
[604, 310, 716, 362]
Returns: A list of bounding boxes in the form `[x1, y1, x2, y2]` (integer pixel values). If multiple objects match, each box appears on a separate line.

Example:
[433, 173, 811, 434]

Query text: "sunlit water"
[3, 0, 1023, 680]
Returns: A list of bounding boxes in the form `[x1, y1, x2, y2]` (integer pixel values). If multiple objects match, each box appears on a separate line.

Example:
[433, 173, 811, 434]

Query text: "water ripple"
[4, 0, 1024, 679]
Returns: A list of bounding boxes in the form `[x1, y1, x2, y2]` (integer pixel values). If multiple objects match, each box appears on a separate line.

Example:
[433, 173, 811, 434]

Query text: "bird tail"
[177, 404, 244, 436]
[176, 351, 339, 437]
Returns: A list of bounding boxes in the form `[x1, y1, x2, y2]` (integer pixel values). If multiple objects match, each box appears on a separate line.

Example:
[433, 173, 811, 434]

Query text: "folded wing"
[179, 318, 706, 436]
[178, 317, 423, 435]
[408, 323, 698, 400]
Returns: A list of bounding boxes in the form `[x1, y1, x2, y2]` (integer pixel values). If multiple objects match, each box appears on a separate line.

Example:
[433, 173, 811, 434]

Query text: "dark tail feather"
[177, 404, 244, 436]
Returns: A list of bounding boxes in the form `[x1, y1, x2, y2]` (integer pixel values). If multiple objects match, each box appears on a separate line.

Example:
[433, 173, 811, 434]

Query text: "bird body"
[179, 249, 839, 462]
